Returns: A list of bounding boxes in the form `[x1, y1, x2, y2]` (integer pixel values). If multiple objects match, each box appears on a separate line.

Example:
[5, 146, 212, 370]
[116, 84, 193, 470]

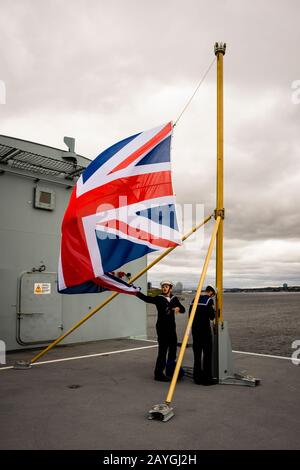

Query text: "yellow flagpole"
[214, 42, 226, 324]
[165, 216, 221, 405]
[29, 214, 213, 365]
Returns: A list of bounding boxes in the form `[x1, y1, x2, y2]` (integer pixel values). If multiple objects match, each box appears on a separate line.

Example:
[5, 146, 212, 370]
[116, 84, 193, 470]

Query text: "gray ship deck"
[0, 338, 299, 450]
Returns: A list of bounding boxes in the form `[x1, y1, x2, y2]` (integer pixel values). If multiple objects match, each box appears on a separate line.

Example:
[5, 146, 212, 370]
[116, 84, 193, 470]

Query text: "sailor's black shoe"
[194, 376, 217, 385]
[154, 374, 171, 382]
[201, 378, 218, 386]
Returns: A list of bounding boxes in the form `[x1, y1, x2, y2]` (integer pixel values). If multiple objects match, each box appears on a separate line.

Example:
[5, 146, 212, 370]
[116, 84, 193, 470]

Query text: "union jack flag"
[58, 122, 181, 294]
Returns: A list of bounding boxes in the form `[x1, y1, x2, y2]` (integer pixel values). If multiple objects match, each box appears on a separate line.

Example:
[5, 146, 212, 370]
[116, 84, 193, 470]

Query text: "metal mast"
[214, 42, 226, 324]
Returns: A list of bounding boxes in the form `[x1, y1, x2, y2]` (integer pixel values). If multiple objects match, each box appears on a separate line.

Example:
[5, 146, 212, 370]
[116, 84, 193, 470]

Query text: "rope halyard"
[174, 57, 216, 127]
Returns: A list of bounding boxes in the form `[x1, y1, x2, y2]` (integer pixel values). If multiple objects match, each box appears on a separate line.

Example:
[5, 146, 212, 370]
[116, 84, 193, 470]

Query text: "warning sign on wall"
[34, 283, 51, 295]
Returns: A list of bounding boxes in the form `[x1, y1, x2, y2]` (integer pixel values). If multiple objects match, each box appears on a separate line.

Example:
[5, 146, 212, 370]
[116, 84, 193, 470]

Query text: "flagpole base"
[148, 403, 175, 422]
[219, 372, 260, 387]
[13, 360, 32, 370]
[214, 322, 260, 387]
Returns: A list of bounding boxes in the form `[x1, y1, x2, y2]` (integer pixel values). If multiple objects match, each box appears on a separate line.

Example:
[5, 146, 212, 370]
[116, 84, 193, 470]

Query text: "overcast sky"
[1, 0, 299, 288]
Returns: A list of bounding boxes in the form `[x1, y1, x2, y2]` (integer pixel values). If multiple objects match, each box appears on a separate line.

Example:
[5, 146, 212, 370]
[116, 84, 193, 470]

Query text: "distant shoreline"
[223, 287, 300, 293]
[148, 287, 300, 295]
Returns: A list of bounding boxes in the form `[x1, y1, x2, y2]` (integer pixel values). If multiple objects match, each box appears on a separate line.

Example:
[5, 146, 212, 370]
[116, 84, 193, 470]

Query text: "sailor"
[136, 281, 185, 381]
[190, 285, 216, 385]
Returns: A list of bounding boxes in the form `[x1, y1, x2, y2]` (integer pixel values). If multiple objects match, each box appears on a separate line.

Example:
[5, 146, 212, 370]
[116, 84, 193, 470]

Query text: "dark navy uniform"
[137, 292, 185, 378]
[189, 294, 215, 382]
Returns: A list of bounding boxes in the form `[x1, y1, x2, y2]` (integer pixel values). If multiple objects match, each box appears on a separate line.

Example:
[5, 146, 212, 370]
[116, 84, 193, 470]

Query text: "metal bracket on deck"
[13, 360, 32, 370]
[214, 321, 260, 387]
[219, 371, 260, 387]
[148, 403, 175, 422]
[183, 366, 259, 386]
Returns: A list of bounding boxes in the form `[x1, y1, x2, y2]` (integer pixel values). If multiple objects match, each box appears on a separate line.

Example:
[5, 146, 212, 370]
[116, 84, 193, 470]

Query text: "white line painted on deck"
[233, 350, 300, 363]
[131, 339, 300, 364]
[130, 338, 300, 362]
[0, 344, 299, 372]
[129, 337, 158, 343]
[0, 344, 158, 371]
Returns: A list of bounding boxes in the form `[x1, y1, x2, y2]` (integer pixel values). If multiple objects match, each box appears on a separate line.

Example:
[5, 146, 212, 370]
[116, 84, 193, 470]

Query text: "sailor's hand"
[173, 307, 180, 314]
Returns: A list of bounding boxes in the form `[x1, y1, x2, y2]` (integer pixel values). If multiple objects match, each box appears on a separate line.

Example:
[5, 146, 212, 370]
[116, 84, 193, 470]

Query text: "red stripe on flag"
[76, 171, 174, 218]
[61, 190, 95, 287]
[108, 122, 172, 174]
[97, 219, 178, 248]
[93, 276, 138, 295]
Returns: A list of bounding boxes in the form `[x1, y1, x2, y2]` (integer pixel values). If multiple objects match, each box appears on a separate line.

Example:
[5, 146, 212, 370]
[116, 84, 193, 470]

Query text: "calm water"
[147, 292, 300, 357]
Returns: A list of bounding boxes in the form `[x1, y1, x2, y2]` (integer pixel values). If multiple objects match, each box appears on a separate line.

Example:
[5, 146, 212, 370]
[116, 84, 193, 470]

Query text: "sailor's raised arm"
[136, 291, 158, 304]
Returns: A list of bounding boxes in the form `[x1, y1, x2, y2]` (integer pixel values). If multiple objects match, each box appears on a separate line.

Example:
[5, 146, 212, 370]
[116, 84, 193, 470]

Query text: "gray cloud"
[0, 0, 299, 287]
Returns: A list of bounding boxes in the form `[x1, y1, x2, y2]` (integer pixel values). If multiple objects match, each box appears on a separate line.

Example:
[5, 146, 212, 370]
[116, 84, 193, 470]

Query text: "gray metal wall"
[0, 172, 147, 351]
